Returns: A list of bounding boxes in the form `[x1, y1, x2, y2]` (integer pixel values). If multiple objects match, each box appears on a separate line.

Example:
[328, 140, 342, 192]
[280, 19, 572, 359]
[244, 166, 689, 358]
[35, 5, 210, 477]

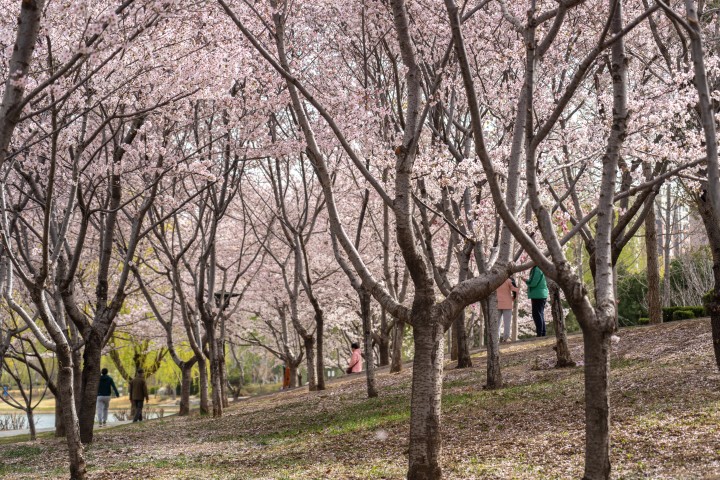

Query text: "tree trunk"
[55, 400, 66, 437]
[210, 354, 223, 417]
[663, 184, 672, 304]
[288, 362, 298, 388]
[304, 336, 316, 391]
[454, 248, 473, 367]
[511, 296, 519, 342]
[72, 348, 82, 415]
[78, 334, 103, 444]
[582, 328, 612, 479]
[644, 165, 662, 325]
[449, 321, 457, 360]
[198, 356, 209, 415]
[548, 280, 575, 367]
[179, 362, 194, 416]
[454, 309, 472, 368]
[478, 305, 485, 347]
[466, 312, 475, 347]
[378, 307, 390, 366]
[55, 397, 66, 437]
[390, 320, 405, 373]
[219, 342, 229, 409]
[360, 289, 378, 398]
[207, 329, 223, 418]
[695, 189, 720, 370]
[406, 312, 445, 480]
[484, 295, 502, 389]
[707, 281, 720, 372]
[316, 313, 326, 391]
[27, 409, 36, 441]
[57, 346, 87, 480]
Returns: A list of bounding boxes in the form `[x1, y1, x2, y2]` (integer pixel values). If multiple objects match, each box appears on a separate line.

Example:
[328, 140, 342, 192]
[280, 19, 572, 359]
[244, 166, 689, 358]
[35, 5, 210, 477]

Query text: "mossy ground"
[2, 319, 718, 479]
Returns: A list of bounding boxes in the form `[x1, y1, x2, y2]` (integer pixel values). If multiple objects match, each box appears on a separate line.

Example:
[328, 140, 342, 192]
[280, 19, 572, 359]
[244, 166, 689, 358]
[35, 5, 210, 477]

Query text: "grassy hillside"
[2, 319, 719, 479]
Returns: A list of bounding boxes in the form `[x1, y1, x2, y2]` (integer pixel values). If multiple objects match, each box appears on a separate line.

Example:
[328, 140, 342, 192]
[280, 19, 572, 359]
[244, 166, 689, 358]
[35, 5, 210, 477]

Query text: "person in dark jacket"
[96, 368, 119, 427]
[129, 368, 149, 422]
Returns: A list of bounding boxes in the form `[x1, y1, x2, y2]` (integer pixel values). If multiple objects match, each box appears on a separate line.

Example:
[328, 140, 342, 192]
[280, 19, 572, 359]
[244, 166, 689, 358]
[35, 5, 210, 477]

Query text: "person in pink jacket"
[496, 277, 519, 342]
[347, 342, 363, 373]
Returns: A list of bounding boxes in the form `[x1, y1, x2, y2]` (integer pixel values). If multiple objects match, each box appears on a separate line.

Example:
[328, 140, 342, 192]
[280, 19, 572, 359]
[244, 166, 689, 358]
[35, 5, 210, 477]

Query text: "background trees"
[2, 1, 719, 480]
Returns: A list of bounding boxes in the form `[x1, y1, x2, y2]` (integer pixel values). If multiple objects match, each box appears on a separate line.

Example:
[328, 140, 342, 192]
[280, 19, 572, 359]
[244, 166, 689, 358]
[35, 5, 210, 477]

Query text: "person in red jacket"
[282, 365, 291, 390]
[495, 277, 519, 342]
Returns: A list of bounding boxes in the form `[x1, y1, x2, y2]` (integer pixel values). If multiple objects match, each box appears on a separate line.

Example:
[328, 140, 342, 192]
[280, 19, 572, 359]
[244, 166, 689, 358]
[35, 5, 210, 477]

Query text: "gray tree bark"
[663, 184, 673, 304]
[672, 0, 720, 369]
[390, 320, 405, 373]
[360, 289, 378, 398]
[644, 164, 662, 325]
[406, 309, 445, 480]
[0, 0, 46, 168]
[179, 361, 195, 416]
[378, 307, 391, 366]
[548, 280, 575, 367]
[55, 344, 87, 479]
[485, 294, 502, 388]
[694, 189, 720, 370]
[197, 356, 209, 415]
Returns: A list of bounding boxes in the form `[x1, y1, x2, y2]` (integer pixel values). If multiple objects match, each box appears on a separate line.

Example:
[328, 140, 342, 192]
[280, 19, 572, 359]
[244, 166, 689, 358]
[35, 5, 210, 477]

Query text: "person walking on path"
[346, 342, 363, 373]
[96, 368, 119, 426]
[129, 368, 149, 422]
[496, 277, 519, 342]
[526, 266, 549, 337]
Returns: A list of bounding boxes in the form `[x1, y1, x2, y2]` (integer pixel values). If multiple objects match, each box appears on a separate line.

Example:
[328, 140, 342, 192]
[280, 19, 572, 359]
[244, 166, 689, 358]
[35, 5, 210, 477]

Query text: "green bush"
[618, 315, 650, 327]
[671, 309, 695, 321]
[662, 306, 703, 322]
[662, 306, 680, 322]
[703, 289, 717, 317]
[564, 310, 581, 333]
[617, 269, 648, 324]
[702, 289, 714, 307]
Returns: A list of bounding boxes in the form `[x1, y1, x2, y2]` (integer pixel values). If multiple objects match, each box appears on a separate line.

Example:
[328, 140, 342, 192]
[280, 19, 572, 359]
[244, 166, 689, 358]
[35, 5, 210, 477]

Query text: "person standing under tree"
[129, 368, 149, 422]
[96, 368, 119, 427]
[282, 365, 290, 390]
[525, 266, 549, 337]
[495, 277, 519, 342]
[346, 342, 362, 374]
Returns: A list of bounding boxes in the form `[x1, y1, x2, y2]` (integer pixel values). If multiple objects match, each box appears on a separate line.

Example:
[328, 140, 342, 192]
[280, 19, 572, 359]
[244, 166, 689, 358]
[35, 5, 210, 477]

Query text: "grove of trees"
[1, 1, 719, 479]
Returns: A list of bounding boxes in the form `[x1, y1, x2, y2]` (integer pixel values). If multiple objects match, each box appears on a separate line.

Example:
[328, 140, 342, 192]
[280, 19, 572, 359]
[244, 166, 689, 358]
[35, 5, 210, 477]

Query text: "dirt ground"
[2, 319, 719, 479]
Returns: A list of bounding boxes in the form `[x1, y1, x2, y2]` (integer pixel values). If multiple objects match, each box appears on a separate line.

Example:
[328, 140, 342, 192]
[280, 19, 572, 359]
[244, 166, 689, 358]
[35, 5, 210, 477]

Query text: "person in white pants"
[496, 277, 519, 342]
[96, 368, 120, 426]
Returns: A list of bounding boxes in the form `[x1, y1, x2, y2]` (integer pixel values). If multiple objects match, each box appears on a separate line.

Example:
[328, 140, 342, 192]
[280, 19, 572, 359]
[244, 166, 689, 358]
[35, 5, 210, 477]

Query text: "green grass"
[0, 464, 34, 476]
[0, 444, 43, 459]
[250, 394, 409, 444]
[0, 430, 54, 446]
[610, 357, 650, 369]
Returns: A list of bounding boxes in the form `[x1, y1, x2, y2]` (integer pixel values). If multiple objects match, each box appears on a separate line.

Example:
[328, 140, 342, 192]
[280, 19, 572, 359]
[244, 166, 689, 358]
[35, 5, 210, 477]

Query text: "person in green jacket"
[525, 266, 549, 337]
[97, 368, 120, 427]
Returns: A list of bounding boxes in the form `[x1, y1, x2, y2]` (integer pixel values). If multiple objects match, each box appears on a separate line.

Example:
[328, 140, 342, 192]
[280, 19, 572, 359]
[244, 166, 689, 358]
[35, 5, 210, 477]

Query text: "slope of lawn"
[2, 319, 719, 479]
